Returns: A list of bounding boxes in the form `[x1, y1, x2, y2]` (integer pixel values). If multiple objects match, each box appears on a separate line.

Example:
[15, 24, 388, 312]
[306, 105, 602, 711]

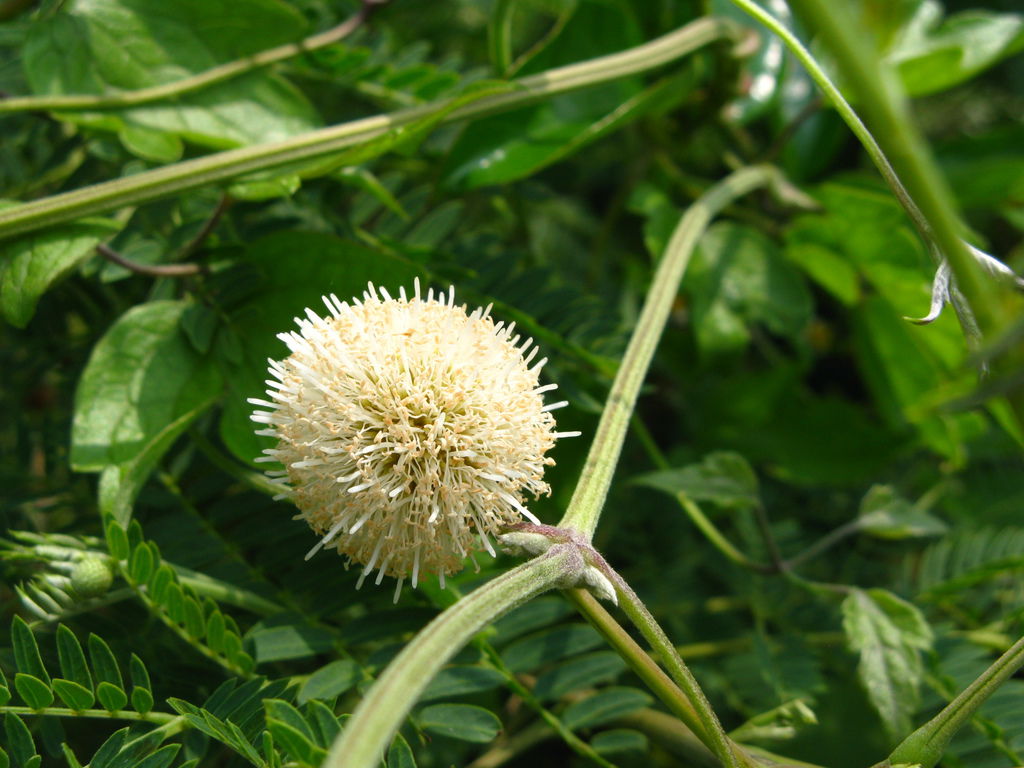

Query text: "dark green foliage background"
[1, 0, 1023, 767]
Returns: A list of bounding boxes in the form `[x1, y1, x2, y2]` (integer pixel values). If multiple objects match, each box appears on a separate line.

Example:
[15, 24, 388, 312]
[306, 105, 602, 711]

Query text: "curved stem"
[565, 589, 712, 746]
[783, 0, 999, 334]
[97, 244, 203, 277]
[0, 17, 737, 242]
[884, 634, 1024, 768]
[0, 5, 373, 114]
[323, 547, 580, 768]
[725, 0, 932, 250]
[557, 165, 779, 541]
[607, 572, 753, 768]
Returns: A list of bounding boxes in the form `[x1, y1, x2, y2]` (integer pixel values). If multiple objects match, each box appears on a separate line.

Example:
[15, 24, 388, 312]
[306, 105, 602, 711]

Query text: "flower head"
[250, 281, 577, 599]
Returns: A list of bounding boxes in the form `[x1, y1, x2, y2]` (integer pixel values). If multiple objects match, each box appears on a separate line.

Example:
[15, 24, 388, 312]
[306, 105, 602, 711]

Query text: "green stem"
[0, 8, 370, 114]
[609, 575, 753, 768]
[565, 589, 712, 747]
[0, 17, 736, 242]
[479, 643, 618, 768]
[725, 0, 932, 250]
[785, 520, 860, 570]
[0, 705, 177, 724]
[781, 0, 1000, 335]
[323, 547, 580, 768]
[679, 495, 771, 573]
[885, 634, 1024, 768]
[557, 165, 779, 541]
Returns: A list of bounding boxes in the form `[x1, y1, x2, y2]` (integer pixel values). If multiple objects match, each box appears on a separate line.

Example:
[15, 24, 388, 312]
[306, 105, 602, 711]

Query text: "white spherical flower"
[249, 280, 578, 600]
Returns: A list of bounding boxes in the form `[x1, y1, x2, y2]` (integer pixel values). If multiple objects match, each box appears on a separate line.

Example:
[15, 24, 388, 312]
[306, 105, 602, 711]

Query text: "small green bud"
[69, 556, 114, 599]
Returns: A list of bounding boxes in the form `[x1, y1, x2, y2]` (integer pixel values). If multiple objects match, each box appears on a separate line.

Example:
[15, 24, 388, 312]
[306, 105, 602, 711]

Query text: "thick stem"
[0, 18, 736, 242]
[557, 165, 779, 541]
[884, 634, 1024, 768]
[323, 547, 580, 768]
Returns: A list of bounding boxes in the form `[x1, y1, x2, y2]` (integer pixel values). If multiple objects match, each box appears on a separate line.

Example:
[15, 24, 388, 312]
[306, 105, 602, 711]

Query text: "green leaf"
[0, 668, 9, 706]
[634, 451, 760, 510]
[182, 595, 205, 639]
[0, 217, 120, 327]
[503, 624, 605, 674]
[489, 598, 573, 647]
[129, 543, 156, 584]
[304, 699, 341, 747]
[265, 699, 325, 765]
[23, 0, 320, 149]
[246, 618, 336, 664]
[87, 728, 127, 768]
[784, 241, 860, 307]
[533, 652, 626, 701]
[562, 687, 652, 731]
[117, 124, 184, 163]
[841, 588, 933, 740]
[386, 732, 416, 768]
[134, 744, 180, 768]
[852, 295, 980, 460]
[442, 70, 691, 191]
[442, 0, 645, 190]
[71, 300, 222, 524]
[87, 634, 124, 691]
[591, 728, 648, 755]
[96, 681, 128, 712]
[4, 714, 37, 768]
[52, 679, 95, 711]
[881, 4, 1024, 96]
[856, 485, 948, 540]
[205, 611, 226, 654]
[688, 222, 812, 354]
[14, 674, 53, 710]
[129, 655, 153, 714]
[419, 665, 505, 702]
[418, 703, 502, 743]
[0, 747, 8, 768]
[297, 660, 361, 705]
[71, 300, 222, 470]
[12, 616, 50, 685]
[217, 232, 421, 466]
[147, 565, 175, 603]
[106, 521, 130, 561]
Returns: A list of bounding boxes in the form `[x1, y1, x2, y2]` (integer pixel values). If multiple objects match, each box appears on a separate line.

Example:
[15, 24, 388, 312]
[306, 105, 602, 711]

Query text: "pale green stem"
[565, 589, 711, 745]
[678, 495, 771, 573]
[557, 165, 779, 541]
[0, 17, 736, 241]
[0, 705, 178, 724]
[781, 0, 1000, 336]
[725, 0, 931, 249]
[323, 547, 580, 768]
[0, 10, 370, 114]
[479, 643, 618, 768]
[608, 575, 753, 768]
[884, 634, 1024, 768]
[488, 0, 515, 76]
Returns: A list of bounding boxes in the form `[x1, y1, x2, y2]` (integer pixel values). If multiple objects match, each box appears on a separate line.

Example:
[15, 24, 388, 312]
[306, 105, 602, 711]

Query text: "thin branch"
[0, 1, 380, 114]
[0, 17, 740, 241]
[96, 243, 204, 277]
[751, 503, 787, 574]
[177, 193, 232, 260]
[784, 520, 860, 571]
